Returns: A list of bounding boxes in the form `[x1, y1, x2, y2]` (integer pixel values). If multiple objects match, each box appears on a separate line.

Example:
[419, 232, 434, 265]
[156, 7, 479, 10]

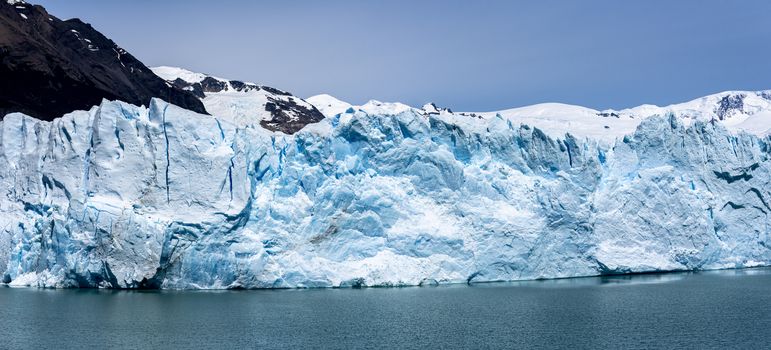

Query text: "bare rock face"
[0, 1, 207, 121]
[260, 95, 326, 134]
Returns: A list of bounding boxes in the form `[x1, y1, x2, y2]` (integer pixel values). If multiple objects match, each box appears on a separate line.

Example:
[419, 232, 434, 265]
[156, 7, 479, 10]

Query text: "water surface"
[2, 269, 770, 349]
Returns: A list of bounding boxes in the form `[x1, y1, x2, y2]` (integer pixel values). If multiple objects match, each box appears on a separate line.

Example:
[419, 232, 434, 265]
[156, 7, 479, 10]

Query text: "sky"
[34, 0, 771, 112]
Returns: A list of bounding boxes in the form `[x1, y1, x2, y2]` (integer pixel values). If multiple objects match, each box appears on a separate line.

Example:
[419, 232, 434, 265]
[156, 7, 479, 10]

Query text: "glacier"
[1, 97, 770, 289]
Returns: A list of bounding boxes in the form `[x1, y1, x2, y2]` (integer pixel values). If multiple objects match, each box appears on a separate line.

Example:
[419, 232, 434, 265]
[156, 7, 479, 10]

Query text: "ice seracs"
[1, 90, 770, 288]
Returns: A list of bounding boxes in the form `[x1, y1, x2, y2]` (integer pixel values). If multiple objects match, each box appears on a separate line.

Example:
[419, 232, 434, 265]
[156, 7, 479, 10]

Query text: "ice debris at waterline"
[0, 98, 770, 288]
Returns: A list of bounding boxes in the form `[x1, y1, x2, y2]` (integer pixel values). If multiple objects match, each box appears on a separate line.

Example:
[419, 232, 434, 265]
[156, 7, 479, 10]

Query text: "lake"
[1, 269, 770, 349]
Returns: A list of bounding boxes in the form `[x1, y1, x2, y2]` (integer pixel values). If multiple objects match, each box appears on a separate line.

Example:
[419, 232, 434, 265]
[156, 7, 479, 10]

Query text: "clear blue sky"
[34, 0, 771, 111]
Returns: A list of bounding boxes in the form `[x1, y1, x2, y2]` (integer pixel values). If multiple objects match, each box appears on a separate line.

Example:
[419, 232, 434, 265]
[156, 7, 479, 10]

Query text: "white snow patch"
[151, 66, 209, 83]
[306, 94, 352, 117]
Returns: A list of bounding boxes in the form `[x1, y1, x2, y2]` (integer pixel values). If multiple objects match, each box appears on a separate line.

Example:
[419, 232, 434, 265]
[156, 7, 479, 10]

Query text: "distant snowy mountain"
[472, 91, 771, 142]
[618, 91, 771, 135]
[305, 94, 353, 117]
[152, 66, 324, 134]
[306, 91, 771, 143]
[149, 64, 771, 140]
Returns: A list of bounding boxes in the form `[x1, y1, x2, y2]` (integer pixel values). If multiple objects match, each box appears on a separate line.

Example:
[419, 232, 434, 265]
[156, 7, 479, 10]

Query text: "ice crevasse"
[0, 98, 769, 288]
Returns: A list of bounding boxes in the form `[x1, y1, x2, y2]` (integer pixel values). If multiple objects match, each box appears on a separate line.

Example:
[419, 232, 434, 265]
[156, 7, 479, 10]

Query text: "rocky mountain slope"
[152, 66, 324, 134]
[0, 1, 206, 120]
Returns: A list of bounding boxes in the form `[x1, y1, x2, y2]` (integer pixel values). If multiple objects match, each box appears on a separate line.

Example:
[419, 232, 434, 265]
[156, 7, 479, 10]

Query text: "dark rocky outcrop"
[260, 96, 325, 134]
[0, 1, 207, 120]
[715, 94, 745, 120]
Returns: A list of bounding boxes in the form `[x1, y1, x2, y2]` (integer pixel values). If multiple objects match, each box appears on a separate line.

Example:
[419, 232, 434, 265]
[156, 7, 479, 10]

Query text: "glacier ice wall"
[0, 99, 769, 288]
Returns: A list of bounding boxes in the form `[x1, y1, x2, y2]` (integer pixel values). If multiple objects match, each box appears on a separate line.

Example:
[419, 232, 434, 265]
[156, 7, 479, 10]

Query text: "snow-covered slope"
[307, 90, 771, 144]
[305, 94, 352, 117]
[1, 95, 770, 288]
[151, 66, 324, 134]
[151, 65, 771, 141]
[476, 103, 641, 143]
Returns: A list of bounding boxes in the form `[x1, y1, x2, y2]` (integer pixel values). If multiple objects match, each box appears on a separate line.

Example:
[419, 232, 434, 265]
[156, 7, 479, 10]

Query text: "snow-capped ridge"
[358, 100, 414, 116]
[152, 66, 210, 84]
[152, 66, 771, 141]
[472, 91, 771, 140]
[421, 102, 453, 115]
[305, 90, 771, 143]
[305, 94, 352, 117]
[619, 90, 771, 122]
[152, 66, 263, 95]
[151, 66, 324, 134]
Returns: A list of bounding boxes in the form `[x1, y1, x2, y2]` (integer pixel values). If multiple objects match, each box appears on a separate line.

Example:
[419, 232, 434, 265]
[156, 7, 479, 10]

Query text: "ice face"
[0, 98, 769, 288]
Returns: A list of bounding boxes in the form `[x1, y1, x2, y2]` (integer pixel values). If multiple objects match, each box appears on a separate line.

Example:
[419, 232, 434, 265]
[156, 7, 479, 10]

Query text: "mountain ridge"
[151, 66, 325, 134]
[301, 89, 771, 143]
[0, 1, 206, 120]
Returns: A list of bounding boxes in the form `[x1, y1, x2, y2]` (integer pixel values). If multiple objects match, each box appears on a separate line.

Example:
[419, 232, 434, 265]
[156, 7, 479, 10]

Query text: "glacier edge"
[0, 98, 769, 288]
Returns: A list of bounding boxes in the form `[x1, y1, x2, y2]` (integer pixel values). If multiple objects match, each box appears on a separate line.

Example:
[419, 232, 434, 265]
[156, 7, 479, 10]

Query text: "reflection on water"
[469, 270, 690, 288]
[1, 267, 770, 349]
[469, 267, 771, 289]
[1, 267, 767, 292]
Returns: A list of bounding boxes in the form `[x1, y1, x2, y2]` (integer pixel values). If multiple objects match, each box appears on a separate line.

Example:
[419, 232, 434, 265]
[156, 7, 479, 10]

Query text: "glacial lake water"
[1, 269, 770, 349]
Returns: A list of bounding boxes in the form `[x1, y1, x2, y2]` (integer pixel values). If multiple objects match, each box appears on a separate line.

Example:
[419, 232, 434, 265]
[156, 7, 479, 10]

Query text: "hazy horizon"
[34, 0, 771, 111]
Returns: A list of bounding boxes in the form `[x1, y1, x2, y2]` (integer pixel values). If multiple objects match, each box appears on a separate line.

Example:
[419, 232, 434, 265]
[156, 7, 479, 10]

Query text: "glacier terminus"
[1, 78, 770, 288]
